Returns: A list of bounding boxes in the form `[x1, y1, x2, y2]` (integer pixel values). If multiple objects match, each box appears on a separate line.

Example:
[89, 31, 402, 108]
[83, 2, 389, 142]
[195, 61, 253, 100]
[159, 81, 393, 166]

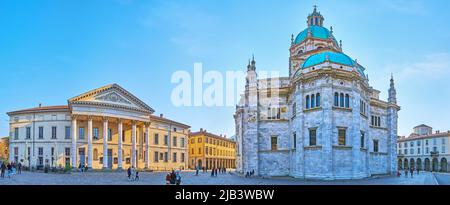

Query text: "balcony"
[430, 151, 439, 157]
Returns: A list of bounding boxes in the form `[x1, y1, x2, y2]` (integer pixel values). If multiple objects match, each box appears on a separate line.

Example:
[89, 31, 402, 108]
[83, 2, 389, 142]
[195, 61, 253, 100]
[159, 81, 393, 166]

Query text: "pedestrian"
[215, 168, 218, 176]
[211, 168, 215, 177]
[397, 170, 401, 177]
[135, 171, 140, 181]
[127, 167, 132, 180]
[175, 171, 181, 185]
[165, 173, 171, 185]
[7, 163, 12, 178]
[18, 162, 22, 174]
[195, 165, 199, 176]
[0, 162, 5, 178]
[405, 168, 408, 178]
[416, 167, 419, 175]
[410, 167, 414, 178]
[170, 170, 176, 185]
[131, 166, 136, 181]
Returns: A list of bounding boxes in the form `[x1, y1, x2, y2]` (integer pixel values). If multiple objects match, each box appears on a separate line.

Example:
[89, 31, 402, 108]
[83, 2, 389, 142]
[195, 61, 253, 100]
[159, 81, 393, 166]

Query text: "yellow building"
[0, 137, 8, 161]
[188, 129, 236, 170]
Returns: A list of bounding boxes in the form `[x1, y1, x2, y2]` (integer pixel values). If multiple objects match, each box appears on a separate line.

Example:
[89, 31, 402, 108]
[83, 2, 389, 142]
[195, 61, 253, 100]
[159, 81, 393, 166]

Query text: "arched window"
[334, 93, 339, 107]
[306, 95, 310, 109]
[345, 94, 350, 108]
[316, 93, 321, 107]
[311, 94, 315, 108]
[340, 93, 344, 107]
[93, 149, 98, 160]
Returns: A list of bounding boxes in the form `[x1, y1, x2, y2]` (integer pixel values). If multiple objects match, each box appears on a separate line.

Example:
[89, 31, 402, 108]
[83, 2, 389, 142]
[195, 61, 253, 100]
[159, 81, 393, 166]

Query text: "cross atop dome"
[307, 5, 324, 27]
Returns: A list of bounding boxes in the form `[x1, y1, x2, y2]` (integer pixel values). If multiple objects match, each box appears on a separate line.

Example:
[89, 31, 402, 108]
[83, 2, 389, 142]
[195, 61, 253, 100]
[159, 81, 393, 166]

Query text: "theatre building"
[7, 84, 190, 171]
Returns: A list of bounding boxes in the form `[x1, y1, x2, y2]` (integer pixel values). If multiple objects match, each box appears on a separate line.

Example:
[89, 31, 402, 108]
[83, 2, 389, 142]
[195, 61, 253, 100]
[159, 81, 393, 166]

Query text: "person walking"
[410, 167, 414, 178]
[165, 173, 171, 185]
[0, 162, 6, 178]
[135, 171, 140, 181]
[131, 166, 136, 181]
[215, 168, 218, 176]
[405, 168, 408, 178]
[127, 167, 132, 180]
[7, 163, 12, 178]
[211, 168, 215, 177]
[416, 167, 419, 175]
[170, 170, 176, 185]
[175, 171, 181, 185]
[17, 162, 22, 174]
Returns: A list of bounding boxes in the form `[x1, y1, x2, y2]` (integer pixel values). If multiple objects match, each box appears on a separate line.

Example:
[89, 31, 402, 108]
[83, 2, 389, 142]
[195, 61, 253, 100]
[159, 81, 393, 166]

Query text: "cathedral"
[234, 6, 400, 179]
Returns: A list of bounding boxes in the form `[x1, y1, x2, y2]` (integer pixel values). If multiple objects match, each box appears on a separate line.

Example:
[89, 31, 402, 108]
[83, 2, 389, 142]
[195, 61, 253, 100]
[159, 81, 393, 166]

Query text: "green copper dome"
[294, 51, 366, 78]
[294, 25, 336, 44]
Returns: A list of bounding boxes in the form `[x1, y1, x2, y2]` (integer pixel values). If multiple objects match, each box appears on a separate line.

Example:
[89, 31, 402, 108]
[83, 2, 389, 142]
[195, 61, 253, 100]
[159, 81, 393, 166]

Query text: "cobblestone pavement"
[0, 170, 438, 185]
[434, 172, 450, 185]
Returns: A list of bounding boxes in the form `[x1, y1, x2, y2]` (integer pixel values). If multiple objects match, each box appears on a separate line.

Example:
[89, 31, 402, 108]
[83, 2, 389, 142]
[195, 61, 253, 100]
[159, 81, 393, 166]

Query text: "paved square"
[0, 170, 442, 185]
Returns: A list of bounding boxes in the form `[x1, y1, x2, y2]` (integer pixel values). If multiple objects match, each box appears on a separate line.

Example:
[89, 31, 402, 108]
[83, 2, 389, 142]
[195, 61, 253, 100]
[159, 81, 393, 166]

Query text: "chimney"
[38, 103, 42, 108]
[160, 113, 163, 118]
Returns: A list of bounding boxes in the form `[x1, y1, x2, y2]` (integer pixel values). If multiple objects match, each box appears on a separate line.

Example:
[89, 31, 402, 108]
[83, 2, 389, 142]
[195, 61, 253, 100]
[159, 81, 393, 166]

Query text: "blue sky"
[1, 0, 450, 137]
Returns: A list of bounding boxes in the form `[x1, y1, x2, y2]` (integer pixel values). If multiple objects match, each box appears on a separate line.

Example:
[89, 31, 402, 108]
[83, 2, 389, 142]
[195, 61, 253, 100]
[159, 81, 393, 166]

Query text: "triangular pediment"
[68, 84, 155, 114]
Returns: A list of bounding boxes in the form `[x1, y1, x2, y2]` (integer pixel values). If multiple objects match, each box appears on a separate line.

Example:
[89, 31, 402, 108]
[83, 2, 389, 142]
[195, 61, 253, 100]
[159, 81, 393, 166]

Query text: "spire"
[339, 40, 342, 49]
[389, 74, 397, 104]
[307, 5, 324, 27]
[291, 34, 294, 45]
[248, 55, 256, 71]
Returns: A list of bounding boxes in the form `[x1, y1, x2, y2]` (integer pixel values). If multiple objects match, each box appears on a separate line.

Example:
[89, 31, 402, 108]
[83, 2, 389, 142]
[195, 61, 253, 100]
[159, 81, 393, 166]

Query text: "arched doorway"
[410, 159, 415, 170]
[398, 159, 403, 170]
[432, 158, 439, 172]
[425, 158, 431, 171]
[441, 158, 448, 172]
[404, 159, 409, 169]
[416, 158, 422, 171]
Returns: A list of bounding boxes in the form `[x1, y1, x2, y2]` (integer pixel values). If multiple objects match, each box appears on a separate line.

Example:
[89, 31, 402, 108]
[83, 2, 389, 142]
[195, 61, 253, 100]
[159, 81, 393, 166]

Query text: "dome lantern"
[307, 5, 324, 27]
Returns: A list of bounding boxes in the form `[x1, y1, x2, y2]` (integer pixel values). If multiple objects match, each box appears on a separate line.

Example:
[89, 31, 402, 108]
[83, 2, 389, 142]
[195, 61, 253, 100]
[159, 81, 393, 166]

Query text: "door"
[79, 148, 86, 166]
[107, 149, 113, 169]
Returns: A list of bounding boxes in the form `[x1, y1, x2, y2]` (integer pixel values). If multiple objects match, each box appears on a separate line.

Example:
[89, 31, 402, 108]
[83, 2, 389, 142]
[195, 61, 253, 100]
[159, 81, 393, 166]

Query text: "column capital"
[88, 115, 94, 121]
[102, 116, 109, 122]
[132, 120, 137, 126]
[145, 122, 151, 128]
[71, 114, 78, 120]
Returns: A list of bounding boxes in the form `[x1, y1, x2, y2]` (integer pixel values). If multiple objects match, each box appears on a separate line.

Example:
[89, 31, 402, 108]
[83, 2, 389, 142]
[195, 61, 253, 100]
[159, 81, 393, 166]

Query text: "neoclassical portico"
[68, 84, 154, 170]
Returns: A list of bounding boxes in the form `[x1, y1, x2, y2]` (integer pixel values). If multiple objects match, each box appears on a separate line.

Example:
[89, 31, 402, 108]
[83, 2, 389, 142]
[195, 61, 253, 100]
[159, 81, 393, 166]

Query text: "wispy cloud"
[385, 52, 450, 81]
[377, 0, 428, 15]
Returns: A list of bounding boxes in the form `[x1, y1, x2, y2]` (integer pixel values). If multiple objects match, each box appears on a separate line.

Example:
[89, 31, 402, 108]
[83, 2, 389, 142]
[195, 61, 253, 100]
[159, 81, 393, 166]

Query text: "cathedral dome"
[294, 25, 336, 44]
[294, 51, 366, 78]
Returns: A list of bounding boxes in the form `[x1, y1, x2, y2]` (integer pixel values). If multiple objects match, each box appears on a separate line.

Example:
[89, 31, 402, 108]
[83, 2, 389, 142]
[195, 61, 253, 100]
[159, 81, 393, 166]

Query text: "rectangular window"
[65, 147, 70, 156]
[373, 140, 379, 152]
[271, 136, 278, 151]
[426, 147, 429, 154]
[173, 136, 177, 147]
[38, 127, 44, 139]
[181, 153, 185, 163]
[154, 134, 159, 145]
[26, 127, 31, 139]
[52, 126, 57, 139]
[79, 127, 85, 140]
[198, 148, 202, 155]
[205, 147, 209, 155]
[410, 148, 414, 154]
[418, 148, 421, 154]
[164, 135, 169, 145]
[360, 131, 365, 148]
[173, 152, 177, 162]
[108, 128, 112, 141]
[14, 128, 19, 140]
[309, 129, 317, 146]
[51, 147, 55, 156]
[38, 147, 44, 156]
[65, 126, 71, 139]
[293, 132, 297, 149]
[198, 138, 202, 143]
[181, 137, 185, 147]
[154, 151, 159, 162]
[164, 152, 168, 162]
[93, 128, 99, 140]
[442, 146, 446, 153]
[338, 128, 346, 146]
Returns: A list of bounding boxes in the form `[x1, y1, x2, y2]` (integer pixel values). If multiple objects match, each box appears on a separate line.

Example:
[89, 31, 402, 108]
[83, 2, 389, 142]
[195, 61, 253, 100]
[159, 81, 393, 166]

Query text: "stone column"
[118, 119, 123, 170]
[102, 117, 109, 169]
[87, 116, 93, 169]
[71, 115, 78, 168]
[145, 122, 150, 169]
[132, 121, 137, 168]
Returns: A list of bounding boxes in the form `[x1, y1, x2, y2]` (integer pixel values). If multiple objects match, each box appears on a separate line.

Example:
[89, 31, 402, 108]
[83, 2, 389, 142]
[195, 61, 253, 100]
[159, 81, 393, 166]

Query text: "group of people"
[245, 170, 255, 178]
[166, 170, 182, 185]
[397, 167, 420, 178]
[127, 166, 140, 181]
[78, 163, 89, 173]
[210, 167, 227, 177]
[0, 161, 22, 179]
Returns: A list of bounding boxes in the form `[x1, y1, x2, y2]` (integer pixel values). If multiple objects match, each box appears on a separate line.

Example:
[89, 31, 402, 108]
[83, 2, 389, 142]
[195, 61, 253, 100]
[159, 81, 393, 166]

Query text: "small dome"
[294, 25, 336, 44]
[302, 51, 354, 68]
[294, 51, 366, 78]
